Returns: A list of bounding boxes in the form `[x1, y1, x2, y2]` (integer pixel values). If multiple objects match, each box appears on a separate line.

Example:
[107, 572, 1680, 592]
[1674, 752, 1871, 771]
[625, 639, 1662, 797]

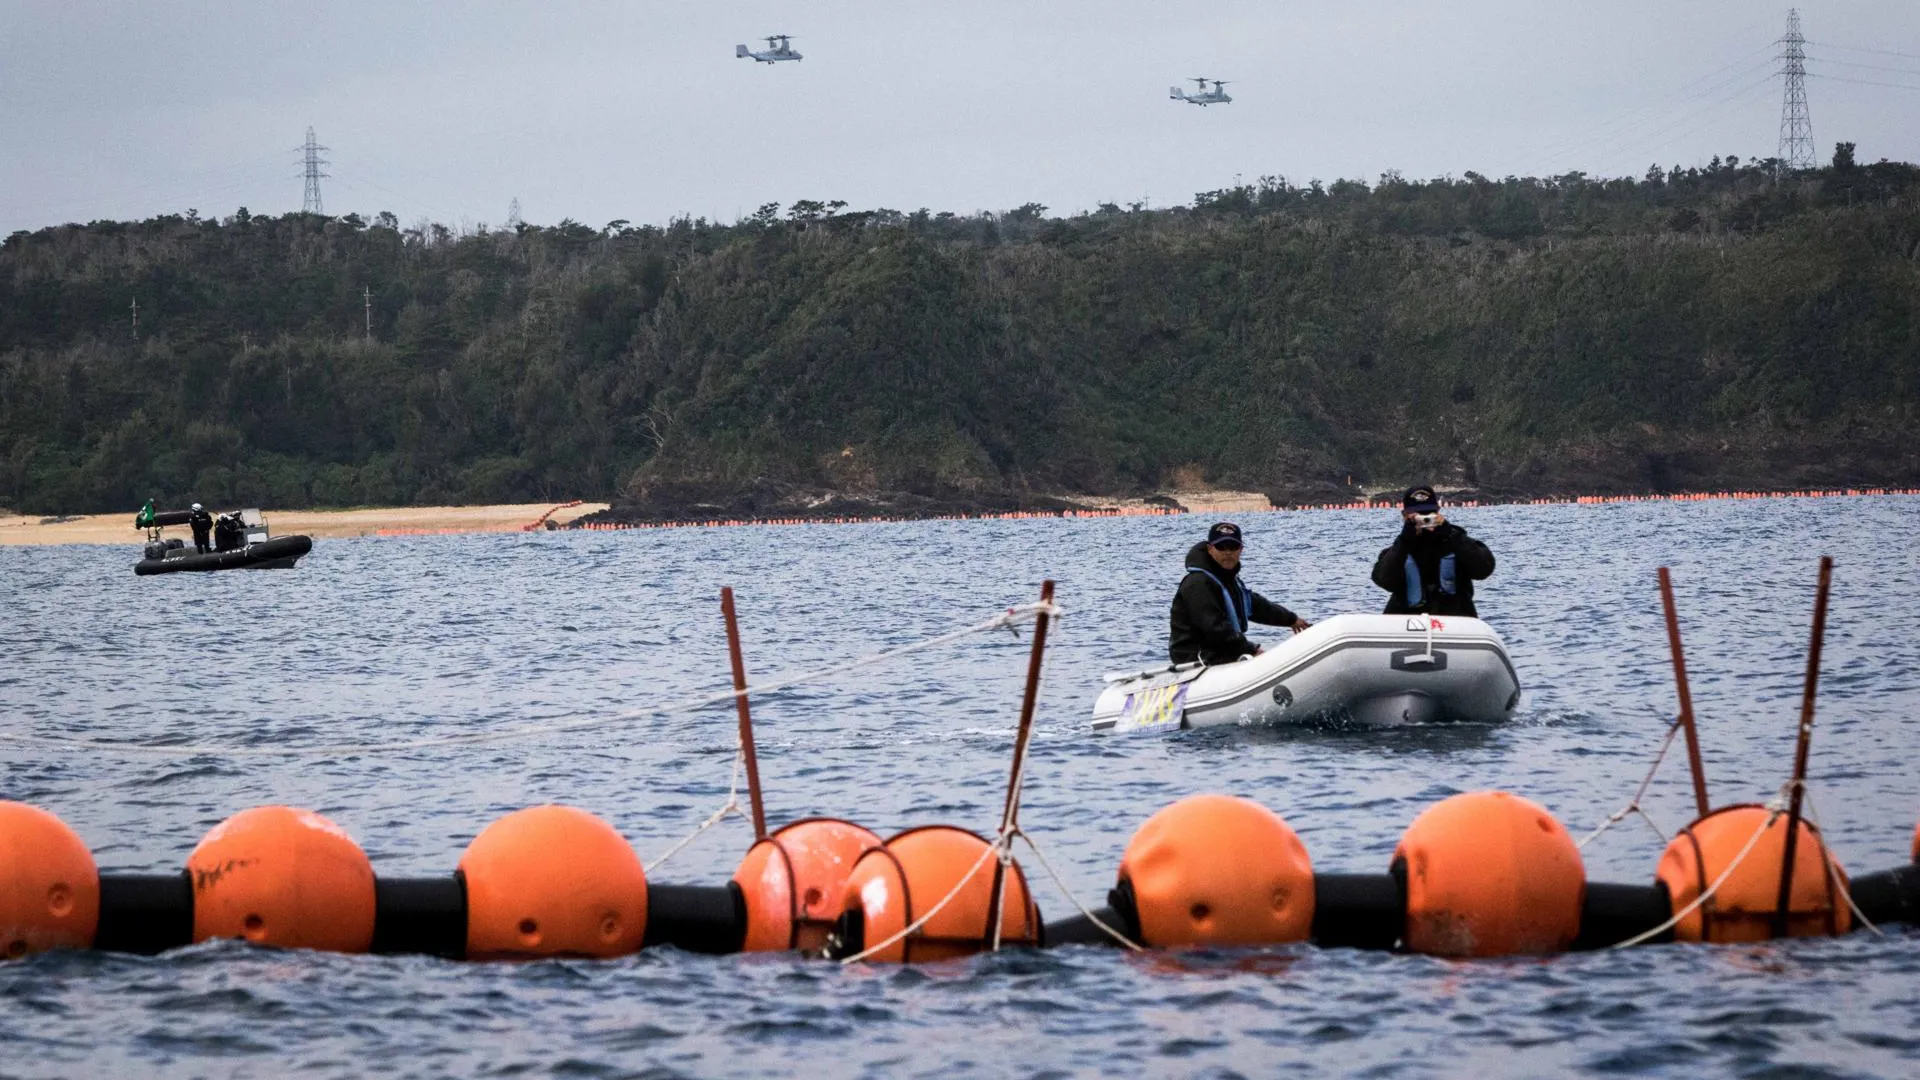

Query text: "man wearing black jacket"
[1371, 486, 1495, 617]
[187, 502, 213, 555]
[1169, 522, 1311, 665]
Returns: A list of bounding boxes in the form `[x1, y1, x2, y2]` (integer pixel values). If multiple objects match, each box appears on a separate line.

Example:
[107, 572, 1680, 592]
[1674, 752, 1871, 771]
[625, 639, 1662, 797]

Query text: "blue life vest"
[1187, 566, 1253, 635]
[1403, 553, 1457, 609]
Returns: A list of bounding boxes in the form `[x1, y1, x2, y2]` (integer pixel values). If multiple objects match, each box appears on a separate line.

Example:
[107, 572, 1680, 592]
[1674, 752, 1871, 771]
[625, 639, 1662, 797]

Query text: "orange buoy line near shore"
[359, 488, 1920, 536]
[520, 499, 584, 532]
[540, 487, 1920, 534]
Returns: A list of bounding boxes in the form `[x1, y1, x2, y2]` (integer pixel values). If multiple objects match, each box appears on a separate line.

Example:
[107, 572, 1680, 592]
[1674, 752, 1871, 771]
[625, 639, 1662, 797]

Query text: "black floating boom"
[80, 865, 1920, 958]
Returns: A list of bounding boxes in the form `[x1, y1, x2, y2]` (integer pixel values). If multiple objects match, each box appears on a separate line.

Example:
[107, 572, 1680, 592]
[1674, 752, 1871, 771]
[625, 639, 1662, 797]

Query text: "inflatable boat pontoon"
[134, 535, 312, 575]
[1091, 614, 1521, 733]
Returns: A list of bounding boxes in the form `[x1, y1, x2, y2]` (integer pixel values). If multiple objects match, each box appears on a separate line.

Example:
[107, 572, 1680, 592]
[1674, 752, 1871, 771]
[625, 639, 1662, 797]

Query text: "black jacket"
[1170, 543, 1300, 664]
[1371, 521, 1495, 617]
[187, 507, 213, 539]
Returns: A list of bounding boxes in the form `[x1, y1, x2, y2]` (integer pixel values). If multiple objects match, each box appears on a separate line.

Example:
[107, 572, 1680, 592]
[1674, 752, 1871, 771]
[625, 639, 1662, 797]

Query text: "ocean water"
[2, 496, 1917, 1078]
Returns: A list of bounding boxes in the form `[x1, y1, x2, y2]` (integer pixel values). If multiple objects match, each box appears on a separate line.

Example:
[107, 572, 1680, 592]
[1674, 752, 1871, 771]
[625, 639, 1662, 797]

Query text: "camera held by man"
[1370, 486, 1496, 618]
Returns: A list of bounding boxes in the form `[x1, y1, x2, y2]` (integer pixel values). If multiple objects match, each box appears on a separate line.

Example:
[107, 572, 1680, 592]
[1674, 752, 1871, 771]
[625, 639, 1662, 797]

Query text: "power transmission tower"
[1778, 9, 1815, 170]
[298, 126, 331, 214]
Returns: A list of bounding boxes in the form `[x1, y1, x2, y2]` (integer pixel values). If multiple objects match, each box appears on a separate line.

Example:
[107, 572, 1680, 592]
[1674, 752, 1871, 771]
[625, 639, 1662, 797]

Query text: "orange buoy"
[1655, 804, 1849, 942]
[1116, 794, 1313, 948]
[458, 805, 647, 959]
[0, 802, 100, 958]
[1393, 790, 1585, 957]
[733, 818, 881, 953]
[187, 806, 376, 952]
[836, 825, 1038, 963]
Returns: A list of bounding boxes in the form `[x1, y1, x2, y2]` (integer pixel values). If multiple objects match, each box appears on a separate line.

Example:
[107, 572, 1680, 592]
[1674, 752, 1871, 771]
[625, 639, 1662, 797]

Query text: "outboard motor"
[143, 541, 167, 561]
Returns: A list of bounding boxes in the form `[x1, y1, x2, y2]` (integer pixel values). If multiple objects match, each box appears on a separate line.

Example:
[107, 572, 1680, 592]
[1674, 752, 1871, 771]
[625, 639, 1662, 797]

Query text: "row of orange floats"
[519, 499, 585, 531]
[353, 487, 1920, 538]
[6, 790, 1914, 963]
[1235, 487, 1919, 513]
[565, 507, 1185, 531]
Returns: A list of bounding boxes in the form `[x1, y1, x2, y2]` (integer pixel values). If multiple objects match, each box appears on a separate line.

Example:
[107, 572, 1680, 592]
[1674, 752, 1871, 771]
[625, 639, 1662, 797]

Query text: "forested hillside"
[4, 149, 1918, 515]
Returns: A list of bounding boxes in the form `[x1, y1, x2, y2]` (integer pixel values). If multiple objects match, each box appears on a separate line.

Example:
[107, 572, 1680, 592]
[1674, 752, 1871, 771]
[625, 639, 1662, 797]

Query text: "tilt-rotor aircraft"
[737, 35, 802, 63]
[1170, 77, 1232, 106]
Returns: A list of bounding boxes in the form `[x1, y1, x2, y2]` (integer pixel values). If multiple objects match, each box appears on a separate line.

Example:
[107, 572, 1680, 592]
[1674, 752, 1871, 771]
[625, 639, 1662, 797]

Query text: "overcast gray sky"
[4, 1, 1917, 234]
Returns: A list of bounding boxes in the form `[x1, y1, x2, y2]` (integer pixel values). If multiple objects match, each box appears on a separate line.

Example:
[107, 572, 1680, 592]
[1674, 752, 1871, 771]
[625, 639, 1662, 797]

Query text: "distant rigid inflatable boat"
[133, 507, 312, 576]
[1091, 614, 1521, 732]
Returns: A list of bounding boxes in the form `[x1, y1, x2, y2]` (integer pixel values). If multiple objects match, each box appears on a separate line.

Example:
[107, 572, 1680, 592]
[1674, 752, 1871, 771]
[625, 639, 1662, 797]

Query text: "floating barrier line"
[1577, 716, 1682, 850]
[1609, 800, 1784, 950]
[541, 488, 1920, 535]
[360, 489, 1920, 538]
[521, 499, 584, 532]
[5, 601, 1067, 759]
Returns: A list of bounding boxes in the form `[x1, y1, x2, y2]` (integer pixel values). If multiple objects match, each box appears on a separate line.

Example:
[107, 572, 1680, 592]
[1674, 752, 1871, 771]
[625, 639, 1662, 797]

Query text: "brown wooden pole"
[1658, 567, 1711, 819]
[721, 586, 767, 841]
[1772, 556, 1833, 938]
[984, 579, 1056, 947]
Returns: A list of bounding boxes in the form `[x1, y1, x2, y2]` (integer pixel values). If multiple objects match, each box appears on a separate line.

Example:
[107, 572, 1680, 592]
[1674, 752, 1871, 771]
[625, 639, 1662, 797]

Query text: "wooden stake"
[721, 586, 767, 841]
[1658, 568, 1711, 819]
[984, 579, 1056, 947]
[1772, 556, 1833, 938]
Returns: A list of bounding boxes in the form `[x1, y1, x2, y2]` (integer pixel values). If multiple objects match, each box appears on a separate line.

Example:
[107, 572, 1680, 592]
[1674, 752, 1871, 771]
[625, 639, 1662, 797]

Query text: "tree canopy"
[4, 153, 1918, 515]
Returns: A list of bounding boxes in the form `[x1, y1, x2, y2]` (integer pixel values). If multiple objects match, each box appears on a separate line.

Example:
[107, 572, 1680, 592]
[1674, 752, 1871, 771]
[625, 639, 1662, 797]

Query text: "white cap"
[191, 503, 203, 511]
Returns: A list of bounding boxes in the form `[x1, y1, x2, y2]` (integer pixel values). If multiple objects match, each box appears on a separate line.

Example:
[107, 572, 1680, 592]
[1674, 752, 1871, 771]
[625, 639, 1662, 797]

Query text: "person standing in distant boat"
[1371, 486, 1495, 617]
[187, 502, 213, 555]
[1169, 522, 1311, 665]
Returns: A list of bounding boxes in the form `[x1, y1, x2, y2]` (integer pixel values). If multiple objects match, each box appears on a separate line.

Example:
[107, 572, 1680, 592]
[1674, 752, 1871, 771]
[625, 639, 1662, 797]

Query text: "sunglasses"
[1210, 540, 1242, 551]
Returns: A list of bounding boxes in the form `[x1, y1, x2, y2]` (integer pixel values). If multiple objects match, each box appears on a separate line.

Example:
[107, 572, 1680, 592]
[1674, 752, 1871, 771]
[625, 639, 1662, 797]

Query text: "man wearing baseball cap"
[1370, 486, 1495, 617]
[1169, 521, 1311, 665]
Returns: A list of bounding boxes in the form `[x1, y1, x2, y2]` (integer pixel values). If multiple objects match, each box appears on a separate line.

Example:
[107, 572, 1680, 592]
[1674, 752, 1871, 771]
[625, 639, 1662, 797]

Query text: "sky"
[3, 1, 1917, 235]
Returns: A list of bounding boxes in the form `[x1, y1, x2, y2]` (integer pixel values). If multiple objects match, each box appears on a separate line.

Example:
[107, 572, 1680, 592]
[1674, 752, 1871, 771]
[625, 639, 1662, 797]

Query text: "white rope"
[644, 749, 745, 873]
[1577, 719, 1682, 850]
[837, 837, 1000, 965]
[1610, 802, 1783, 949]
[1799, 783, 1883, 937]
[6, 601, 1066, 759]
[1015, 829, 1144, 951]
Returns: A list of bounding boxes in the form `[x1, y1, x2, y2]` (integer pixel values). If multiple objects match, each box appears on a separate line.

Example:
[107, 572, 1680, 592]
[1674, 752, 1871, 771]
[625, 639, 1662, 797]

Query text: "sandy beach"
[0, 501, 609, 547]
[0, 489, 1288, 547]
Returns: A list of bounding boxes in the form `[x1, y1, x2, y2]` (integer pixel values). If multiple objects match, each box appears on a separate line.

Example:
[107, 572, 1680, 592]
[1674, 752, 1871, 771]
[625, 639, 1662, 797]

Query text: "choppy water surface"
[3, 497, 1918, 1078]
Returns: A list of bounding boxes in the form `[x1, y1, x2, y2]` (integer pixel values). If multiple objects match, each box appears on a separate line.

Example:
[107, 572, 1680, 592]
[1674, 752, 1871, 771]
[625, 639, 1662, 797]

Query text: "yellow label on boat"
[1117, 682, 1188, 732]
